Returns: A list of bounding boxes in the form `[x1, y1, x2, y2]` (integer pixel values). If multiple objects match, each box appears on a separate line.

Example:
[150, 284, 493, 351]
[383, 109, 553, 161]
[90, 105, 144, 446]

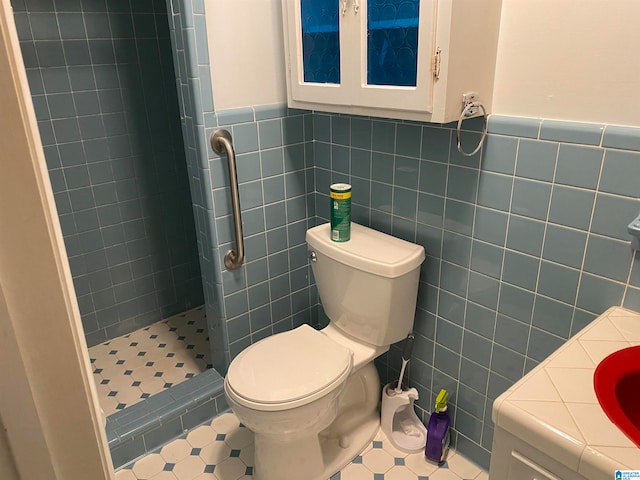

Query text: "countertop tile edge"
[493, 306, 639, 478]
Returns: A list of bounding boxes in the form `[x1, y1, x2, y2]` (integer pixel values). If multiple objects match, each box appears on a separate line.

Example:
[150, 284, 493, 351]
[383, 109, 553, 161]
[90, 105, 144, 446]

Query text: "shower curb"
[106, 369, 227, 469]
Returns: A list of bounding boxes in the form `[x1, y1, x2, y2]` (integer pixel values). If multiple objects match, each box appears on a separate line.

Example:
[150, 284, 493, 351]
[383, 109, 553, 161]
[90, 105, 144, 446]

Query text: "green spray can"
[330, 183, 351, 242]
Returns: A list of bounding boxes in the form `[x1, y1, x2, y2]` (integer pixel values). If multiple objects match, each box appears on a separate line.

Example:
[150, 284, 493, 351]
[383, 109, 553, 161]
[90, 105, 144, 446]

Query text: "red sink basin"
[593, 345, 640, 448]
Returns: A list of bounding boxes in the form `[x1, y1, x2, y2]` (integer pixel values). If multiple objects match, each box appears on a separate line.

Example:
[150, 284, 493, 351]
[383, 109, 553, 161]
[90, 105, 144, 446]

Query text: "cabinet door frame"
[353, 0, 437, 113]
[284, 0, 355, 106]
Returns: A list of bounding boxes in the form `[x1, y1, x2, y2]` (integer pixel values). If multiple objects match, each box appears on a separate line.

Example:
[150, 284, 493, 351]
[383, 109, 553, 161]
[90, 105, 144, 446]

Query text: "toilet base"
[318, 413, 379, 479]
[252, 412, 379, 480]
[249, 363, 381, 480]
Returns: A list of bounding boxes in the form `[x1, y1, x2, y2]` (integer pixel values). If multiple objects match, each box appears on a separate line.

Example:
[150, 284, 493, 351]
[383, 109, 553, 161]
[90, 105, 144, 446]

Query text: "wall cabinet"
[282, 0, 502, 123]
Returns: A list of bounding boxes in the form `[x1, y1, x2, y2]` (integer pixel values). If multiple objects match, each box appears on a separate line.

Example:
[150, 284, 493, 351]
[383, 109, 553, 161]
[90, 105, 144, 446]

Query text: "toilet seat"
[225, 324, 353, 411]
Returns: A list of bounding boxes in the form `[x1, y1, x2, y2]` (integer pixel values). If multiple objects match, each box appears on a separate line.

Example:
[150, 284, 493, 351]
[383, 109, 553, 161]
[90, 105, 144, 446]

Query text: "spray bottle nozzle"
[435, 389, 448, 413]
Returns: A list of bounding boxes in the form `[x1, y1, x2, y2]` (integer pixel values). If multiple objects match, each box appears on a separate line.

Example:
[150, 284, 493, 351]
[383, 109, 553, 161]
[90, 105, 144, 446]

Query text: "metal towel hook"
[211, 129, 244, 270]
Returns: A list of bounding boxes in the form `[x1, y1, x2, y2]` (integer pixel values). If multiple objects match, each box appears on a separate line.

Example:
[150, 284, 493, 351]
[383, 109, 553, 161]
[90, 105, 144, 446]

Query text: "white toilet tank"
[306, 223, 425, 347]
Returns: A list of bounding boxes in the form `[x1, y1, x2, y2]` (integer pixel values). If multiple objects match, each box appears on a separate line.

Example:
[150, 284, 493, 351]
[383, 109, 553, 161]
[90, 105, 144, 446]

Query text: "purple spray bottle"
[425, 389, 451, 463]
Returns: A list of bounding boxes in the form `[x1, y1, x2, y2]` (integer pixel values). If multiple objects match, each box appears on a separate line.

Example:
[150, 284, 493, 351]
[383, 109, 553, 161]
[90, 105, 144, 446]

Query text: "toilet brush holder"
[381, 383, 427, 453]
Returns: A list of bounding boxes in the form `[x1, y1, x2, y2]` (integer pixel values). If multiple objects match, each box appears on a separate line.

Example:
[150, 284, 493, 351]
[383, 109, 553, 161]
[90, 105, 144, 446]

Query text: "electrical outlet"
[461, 91, 480, 117]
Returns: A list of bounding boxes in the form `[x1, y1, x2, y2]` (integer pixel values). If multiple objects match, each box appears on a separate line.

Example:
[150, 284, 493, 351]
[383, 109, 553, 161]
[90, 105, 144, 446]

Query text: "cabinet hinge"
[433, 47, 442, 80]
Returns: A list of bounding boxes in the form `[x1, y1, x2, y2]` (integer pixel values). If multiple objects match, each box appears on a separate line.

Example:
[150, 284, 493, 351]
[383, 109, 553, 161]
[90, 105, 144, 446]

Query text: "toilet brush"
[395, 333, 415, 394]
[381, 332, 427, 453]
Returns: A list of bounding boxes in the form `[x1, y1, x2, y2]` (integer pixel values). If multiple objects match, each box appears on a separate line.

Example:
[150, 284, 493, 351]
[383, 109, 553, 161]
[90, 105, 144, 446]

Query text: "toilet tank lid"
[306, 223, 425, 278]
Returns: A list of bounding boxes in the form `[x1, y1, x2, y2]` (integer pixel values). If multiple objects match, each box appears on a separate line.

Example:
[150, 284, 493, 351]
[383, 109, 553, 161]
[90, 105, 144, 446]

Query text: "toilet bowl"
[225, 324, 383, 480]
[224, 223, 425, 480]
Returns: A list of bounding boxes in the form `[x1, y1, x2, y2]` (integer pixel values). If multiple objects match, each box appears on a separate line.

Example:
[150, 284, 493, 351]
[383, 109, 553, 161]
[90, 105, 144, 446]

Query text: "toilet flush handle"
[308, 251, 317, 263]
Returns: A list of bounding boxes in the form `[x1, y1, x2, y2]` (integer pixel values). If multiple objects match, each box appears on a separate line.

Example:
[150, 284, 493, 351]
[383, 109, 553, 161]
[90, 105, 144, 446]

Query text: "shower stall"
[9, 0, 225, 466]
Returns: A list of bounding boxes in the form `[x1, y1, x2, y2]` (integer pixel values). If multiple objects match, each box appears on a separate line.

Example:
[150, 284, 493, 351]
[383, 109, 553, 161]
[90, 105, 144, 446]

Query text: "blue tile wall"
[166, 0, 316, 374]
[13, 0, 203, 346]
[209, 106, 316, 361]
[313, 113, 640, 468]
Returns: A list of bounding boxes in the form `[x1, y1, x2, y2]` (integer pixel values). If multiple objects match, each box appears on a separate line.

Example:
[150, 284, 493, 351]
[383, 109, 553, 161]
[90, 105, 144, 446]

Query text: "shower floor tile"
[89, 306, 211, 416]
[115, 412, 488, 480]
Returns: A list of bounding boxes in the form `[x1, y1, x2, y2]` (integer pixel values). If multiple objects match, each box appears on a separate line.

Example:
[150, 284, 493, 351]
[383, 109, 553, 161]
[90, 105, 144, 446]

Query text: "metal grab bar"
[211, 129, 244, 270]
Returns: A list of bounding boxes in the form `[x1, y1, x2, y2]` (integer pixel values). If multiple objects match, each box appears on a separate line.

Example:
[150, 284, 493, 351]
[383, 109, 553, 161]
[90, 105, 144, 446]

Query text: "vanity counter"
[491, 306, 640, 480]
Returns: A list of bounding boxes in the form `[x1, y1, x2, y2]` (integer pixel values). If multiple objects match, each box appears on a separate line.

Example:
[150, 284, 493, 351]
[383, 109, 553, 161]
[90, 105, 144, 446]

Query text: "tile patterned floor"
[115, 412, 488, 480]
[89, 307, 211, 416]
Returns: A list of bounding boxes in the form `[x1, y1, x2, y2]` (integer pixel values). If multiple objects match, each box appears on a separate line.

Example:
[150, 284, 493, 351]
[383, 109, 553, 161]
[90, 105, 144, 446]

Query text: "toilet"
[224, 222, 425, 480]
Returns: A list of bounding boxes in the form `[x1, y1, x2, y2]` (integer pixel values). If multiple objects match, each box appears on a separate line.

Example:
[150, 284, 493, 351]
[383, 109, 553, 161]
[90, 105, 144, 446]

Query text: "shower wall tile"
[13, 0, 203, 346]
[315, 113, 640, 469]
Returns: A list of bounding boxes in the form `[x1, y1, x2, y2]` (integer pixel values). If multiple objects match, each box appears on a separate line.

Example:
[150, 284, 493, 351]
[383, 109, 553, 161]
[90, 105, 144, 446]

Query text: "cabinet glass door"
[367, 0, 420, 87]
[285, 0, 353, 106]
[356, 0, 435, 112]
[301, 0, 340, 84]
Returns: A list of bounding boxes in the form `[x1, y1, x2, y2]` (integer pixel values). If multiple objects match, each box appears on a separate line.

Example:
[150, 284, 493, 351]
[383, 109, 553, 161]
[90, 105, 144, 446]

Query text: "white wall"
[206, 0, 286, 110]
[493, 0, 640, 127]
